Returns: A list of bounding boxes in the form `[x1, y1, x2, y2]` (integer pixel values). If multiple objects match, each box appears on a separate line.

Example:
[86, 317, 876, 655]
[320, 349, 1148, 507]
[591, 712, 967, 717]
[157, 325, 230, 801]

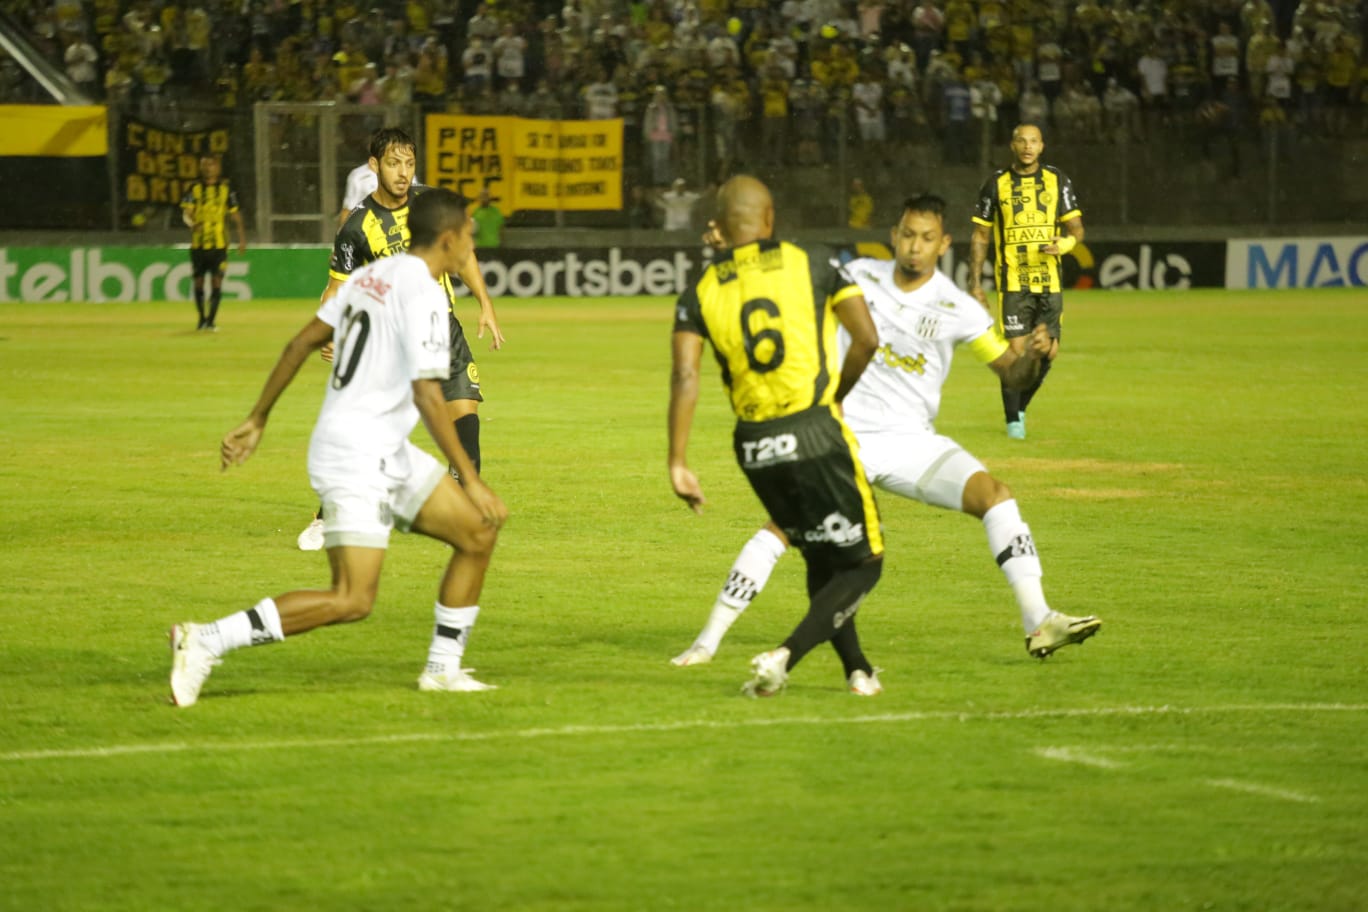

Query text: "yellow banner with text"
[426, 115, 622, 214]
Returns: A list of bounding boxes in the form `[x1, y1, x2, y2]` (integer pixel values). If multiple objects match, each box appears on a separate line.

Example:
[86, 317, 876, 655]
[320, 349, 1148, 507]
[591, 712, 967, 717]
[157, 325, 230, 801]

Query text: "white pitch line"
[1203, 778, 1321, 804]
[3, 702, 1366, 764]
[1033, 746, 1127, 769]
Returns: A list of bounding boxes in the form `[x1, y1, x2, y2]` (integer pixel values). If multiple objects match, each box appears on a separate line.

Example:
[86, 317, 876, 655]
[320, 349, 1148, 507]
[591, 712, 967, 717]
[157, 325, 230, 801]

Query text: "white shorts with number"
[307, 439, 446, 549]
[855, 428, 987, 512]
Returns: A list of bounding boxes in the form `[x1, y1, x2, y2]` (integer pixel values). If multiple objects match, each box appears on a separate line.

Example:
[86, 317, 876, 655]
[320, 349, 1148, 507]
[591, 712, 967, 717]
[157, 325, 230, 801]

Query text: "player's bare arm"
[968, 223, 992, 308]
[414, 377, 507, 528]
[989, 324, 1051, 390]
[1042, 216, 1084, 256]
[221, 316, 334, 469]
[455, 254, 504, 350]
[232, 210, 247, 256]
[832, 294, 878, 402]
[317, 275, 346, 362]
[668, 330, 706, 514]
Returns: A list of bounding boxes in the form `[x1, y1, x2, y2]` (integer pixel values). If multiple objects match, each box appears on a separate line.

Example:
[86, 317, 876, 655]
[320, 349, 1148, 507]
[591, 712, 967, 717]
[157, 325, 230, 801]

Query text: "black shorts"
[190, 247, 227, 278]
[999, 289, 1063, 340]
[734, 406, 882, 568]
[440, 312, 482, 403]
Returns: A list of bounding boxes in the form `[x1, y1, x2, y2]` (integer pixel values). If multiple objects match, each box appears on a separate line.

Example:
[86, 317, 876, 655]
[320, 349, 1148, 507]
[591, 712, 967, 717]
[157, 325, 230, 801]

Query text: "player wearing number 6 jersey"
[669, 174, 884, 698]
[168, 189, 509, 707]
[671, 194, 1100, 675]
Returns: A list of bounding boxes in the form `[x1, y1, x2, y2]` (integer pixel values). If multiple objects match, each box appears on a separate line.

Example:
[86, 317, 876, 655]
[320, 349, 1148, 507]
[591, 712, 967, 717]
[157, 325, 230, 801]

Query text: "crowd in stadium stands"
[5, 0, 1366, 182]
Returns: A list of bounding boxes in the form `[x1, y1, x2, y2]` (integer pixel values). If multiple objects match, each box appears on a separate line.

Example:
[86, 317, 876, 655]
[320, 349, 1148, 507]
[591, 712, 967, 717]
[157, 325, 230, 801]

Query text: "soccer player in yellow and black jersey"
[180, 154, 246, 331]
[968, 123, 1083, 439]
[295, 127, 504, 551]
[669, 174, 884, 698]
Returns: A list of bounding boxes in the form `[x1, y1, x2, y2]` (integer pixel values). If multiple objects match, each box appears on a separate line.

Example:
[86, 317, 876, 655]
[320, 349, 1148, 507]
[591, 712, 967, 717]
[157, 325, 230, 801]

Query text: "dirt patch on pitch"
[1047, 487, 1152, 500]
[992, 457, 1184, 476]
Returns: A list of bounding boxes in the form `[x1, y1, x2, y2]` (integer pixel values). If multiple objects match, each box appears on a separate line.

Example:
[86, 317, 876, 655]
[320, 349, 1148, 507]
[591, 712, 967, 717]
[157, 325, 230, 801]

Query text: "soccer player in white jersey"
[673, 194, 1100, 683]
[169, 188, 509, 707]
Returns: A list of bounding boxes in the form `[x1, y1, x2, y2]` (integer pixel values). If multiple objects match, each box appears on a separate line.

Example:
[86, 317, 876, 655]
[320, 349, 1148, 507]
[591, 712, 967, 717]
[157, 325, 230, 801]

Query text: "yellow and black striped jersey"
[972, 165, 1081, 294]
[330, 185, 459, 310]
[674, 240, 864, 422]
[180, 180, 240, 250]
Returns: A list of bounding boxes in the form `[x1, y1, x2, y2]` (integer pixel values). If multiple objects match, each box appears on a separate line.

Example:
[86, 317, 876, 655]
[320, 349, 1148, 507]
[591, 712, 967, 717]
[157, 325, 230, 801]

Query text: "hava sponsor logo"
[474, 248, 696, 297]
[0, 249, 251, 302]
[1238, 239, 1368, 288]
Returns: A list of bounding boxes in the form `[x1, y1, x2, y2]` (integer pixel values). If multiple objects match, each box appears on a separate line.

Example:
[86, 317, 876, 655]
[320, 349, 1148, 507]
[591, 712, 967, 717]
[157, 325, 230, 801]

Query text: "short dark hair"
[408, 188, 469, 248]
[901, 193, 947, 220]
[368, 127, 416, 162]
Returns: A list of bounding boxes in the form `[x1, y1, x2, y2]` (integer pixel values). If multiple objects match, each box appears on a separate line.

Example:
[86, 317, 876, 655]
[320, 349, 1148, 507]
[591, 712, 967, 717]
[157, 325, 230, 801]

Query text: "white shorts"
[855, 429, 987, 512]
[307, 439, 446, 549]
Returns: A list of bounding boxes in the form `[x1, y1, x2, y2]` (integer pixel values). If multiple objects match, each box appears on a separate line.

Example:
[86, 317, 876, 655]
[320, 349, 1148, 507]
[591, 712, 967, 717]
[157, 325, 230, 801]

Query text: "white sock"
[981, 501, 1051, 633]
[426, 603, 479, 675]
[200, 598, 285, 658]
[694, 527, 787, 654]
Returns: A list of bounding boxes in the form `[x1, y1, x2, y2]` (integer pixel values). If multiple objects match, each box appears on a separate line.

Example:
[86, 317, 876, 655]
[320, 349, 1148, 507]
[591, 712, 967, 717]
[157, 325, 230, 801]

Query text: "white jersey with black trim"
[311, 253, 451, 462]
[840, 258, 1005, 434]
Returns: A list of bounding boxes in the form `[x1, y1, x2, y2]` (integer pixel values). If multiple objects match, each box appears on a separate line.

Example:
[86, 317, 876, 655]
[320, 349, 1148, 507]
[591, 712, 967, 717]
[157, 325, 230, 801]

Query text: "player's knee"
[330, 591, 376, 623]
[987, 476, 1014, 506]
[962, 472, 1011, 516]
[460, 521, 498, 557]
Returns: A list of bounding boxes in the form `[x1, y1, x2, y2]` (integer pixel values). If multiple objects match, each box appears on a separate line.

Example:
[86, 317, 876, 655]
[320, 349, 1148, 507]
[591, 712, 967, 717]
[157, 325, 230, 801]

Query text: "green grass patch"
[0, 289, 1365, 911]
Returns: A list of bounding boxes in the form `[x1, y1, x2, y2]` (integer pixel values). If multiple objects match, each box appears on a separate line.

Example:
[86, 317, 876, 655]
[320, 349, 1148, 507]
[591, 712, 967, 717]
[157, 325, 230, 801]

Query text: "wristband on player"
[1055, 236, 1077, 255]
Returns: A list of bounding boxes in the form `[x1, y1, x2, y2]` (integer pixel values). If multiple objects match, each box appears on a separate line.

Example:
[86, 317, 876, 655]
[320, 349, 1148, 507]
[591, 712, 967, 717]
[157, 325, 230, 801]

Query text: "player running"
[170, 189, 507, 706]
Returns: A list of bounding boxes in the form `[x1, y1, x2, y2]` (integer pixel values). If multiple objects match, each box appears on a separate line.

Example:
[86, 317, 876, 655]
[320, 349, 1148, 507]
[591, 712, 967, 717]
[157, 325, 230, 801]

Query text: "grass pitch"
[1, 289, 1365, 911]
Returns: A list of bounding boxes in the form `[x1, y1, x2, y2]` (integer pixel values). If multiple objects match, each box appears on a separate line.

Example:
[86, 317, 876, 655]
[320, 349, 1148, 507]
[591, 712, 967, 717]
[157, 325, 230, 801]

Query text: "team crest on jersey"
[1038, 190, 1054, 206]
[915, 315, 941, 339]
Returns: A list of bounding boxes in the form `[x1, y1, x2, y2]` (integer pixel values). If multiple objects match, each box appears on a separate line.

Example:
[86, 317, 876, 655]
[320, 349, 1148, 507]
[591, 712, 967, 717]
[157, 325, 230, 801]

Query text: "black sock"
[207, 286, 222, 325]
[830, 618, 872, 677]
[194, 286, 206, 325]
[781, 556, 883, 669]
[1001, 380, 1022, 423]
[1019, 357, 1052, 414]
[452, 413, 481, 477]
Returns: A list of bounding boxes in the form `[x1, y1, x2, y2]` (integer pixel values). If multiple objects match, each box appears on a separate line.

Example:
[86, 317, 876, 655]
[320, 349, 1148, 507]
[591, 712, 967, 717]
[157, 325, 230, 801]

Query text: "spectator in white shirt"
[656, 178, 701, 231]
[493, 22, 527, 88]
